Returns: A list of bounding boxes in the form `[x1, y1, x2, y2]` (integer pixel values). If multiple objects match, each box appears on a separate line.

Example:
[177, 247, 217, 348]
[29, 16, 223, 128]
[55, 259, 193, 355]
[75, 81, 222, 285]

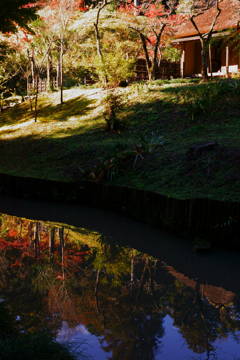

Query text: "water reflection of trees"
[1, 214, 240, 359]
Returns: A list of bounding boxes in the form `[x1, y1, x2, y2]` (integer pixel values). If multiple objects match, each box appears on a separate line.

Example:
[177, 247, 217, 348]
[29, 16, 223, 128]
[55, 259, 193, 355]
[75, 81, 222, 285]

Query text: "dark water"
[0, 195, 240, 360]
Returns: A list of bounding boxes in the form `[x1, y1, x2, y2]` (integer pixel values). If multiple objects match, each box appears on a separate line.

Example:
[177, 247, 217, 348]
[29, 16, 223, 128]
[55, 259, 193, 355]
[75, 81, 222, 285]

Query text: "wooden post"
[180, 49, 185, 78]
[226, 45, 229, 78]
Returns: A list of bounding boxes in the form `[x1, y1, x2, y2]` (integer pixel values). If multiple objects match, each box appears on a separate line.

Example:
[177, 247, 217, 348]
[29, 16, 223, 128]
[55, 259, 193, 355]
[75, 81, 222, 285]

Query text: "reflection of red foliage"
[0, 238, 11, 249]
[0, 225, 90, 275]
[56, 274, 65, 280]
[8, 229, 18, 237]
[10, 260, 22, 268]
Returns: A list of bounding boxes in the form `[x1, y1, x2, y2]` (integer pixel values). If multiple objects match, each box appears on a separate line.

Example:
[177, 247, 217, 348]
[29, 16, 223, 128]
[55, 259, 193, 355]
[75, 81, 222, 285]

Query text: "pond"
[0, 195, 240, 360]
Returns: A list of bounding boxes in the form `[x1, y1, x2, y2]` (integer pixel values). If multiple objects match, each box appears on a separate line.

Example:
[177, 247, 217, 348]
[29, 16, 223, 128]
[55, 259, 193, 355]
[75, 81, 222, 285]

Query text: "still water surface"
[0, 195, 240, 360]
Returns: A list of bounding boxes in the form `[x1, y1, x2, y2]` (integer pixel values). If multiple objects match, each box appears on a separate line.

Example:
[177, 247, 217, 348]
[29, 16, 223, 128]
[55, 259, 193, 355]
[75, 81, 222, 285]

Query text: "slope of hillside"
[0, 79, 239, 201]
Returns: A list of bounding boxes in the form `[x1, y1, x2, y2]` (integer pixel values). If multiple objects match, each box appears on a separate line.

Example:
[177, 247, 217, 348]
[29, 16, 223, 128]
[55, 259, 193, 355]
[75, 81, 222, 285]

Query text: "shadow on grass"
[0, 102, 33, 127]
[0, 95, 97, 128]
[38, 96, 96, 122]
[160, 78, 240, 97]
[0, 128, 18, 136]
[0, 80, 239, 200]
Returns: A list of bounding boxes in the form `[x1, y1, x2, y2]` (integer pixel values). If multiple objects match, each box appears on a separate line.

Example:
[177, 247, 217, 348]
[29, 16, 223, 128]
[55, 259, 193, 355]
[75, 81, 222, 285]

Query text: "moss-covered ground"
[0, 78, 240, 201]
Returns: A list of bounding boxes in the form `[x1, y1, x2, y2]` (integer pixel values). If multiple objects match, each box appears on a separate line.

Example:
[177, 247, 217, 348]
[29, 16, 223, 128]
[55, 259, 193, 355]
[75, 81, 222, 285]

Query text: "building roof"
[175, 0, 240, 39]
[165, 265, 235, 306]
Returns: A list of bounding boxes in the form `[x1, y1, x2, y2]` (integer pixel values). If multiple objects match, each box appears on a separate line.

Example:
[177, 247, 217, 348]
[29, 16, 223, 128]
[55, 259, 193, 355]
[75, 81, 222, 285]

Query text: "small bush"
[102, 91, 124, 131]
[139, 132, 165, 153]
[94, 50, 135, 87]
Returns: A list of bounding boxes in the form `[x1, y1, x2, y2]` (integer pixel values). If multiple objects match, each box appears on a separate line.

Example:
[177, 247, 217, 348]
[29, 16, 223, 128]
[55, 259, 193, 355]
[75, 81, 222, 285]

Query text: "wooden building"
[173, 0, 240, 78]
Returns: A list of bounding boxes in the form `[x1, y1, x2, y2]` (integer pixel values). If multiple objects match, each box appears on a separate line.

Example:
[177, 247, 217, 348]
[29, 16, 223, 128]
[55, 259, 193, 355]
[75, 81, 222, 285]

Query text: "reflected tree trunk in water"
[49, 227, 56, 262]
[33, 222, 41, 258]
[95, 268, 101, 313]
[58, 227, 65, 280]
[94, 268, 106, 330]
[130, 252, 135, 293]
[136, 257, 149, 301]
[194, 280, 213, 356]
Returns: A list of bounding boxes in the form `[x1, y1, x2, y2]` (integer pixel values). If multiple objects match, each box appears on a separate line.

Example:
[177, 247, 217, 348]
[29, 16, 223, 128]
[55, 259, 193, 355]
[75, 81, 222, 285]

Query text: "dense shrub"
[94, 51, 135, 87]
[102, 91, 124, 131]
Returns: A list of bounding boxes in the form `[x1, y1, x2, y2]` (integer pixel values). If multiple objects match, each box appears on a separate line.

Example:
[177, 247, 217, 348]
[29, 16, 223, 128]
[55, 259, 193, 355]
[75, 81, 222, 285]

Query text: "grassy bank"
[0, 79, 239, 201]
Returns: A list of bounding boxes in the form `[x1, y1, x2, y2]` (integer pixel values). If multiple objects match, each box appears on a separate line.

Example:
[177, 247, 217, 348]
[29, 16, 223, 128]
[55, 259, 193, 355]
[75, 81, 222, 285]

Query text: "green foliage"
[64, 67, 98, 86]
[102, 91, 124, 131]
[0, 0, 39, 33]
[0, 43, 21, 99]
[225, 28, 240, 54]
[162, 46, 181, 62]
[94, 51, 135, 87]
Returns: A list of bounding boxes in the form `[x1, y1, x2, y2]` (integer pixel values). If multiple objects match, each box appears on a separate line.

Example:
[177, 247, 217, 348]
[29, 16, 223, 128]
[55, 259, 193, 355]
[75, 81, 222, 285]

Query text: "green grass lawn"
[0, 79, 240, 201]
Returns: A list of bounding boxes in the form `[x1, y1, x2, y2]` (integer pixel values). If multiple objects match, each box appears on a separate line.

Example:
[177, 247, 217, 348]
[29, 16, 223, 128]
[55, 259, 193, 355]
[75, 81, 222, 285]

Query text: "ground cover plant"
[0, 78, 239, 201]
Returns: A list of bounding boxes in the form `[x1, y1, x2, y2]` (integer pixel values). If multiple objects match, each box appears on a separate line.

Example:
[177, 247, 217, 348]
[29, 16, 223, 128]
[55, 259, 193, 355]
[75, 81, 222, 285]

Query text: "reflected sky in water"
[0, 209, 240, 360]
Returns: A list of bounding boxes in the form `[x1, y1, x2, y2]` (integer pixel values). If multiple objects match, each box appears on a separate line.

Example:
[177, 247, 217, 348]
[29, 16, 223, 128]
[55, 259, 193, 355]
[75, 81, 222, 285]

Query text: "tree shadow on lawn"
[0, 127, 134, 181]
[120, 92, 186, 135]
[0, 102, 33, 127]
[38, 96, 97, 122]
[0, 83, 239, 183]
[0, 95, 97, 129]
[123, 80, 240, 139]
[160, 79, 240, 104]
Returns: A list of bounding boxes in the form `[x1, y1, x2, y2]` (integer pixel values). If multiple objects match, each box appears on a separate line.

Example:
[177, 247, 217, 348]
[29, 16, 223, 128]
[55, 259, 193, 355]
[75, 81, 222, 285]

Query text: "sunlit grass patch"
[0, 88, 106, 140]
[0, 79, 239, 201]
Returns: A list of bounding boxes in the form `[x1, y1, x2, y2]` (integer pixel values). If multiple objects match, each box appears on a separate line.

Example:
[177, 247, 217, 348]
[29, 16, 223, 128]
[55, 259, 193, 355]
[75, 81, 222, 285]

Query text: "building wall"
[182, 37, 240, 77]
[221, 46, 240, 66]
[183, 41, 196, 76]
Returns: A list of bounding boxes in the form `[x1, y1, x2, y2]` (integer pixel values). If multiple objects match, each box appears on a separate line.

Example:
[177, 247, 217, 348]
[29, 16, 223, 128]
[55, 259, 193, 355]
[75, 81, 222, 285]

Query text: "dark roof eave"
[172, 30, 231, 43]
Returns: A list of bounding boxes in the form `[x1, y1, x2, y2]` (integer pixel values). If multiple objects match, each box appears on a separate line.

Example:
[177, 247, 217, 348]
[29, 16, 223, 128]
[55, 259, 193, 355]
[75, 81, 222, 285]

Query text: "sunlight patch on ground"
[0, 119, 35, 132]
[0, 87, 107, 140]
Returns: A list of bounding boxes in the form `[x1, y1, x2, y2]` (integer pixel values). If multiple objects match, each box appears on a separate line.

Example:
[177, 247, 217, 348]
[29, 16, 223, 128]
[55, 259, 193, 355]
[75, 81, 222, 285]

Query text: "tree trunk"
[190, 1, 222, 82]
[59, 39, 64, 104]
[152, 36, 161, 80]
[34, 75, 39, 122]
[30, 50, 35, 89]
[151, 26, 165, 80]
[94, 0, 108, 86]
[200, 39, 209, 81]
[139, 33, 152, 81]
[56, 59, 60, 87]
[46, 52, 51, 91]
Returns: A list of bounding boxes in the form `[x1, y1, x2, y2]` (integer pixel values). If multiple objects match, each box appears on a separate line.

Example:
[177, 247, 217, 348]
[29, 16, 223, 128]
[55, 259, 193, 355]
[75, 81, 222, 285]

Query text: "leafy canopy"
[0, 0, 40, 33]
